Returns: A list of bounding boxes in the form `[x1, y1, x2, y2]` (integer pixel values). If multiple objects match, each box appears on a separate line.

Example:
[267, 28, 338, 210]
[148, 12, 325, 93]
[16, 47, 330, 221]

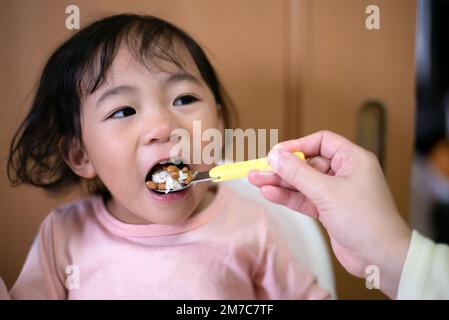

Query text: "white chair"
[224, 179, 336, 299]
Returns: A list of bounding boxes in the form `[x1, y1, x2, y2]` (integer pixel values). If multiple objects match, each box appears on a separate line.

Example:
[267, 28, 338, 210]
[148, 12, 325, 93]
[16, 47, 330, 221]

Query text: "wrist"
[376, 229, 412, 298]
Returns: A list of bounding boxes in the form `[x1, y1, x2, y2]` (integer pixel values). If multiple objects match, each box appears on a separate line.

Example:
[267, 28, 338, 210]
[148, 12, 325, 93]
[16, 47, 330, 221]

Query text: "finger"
[274, 130, 359, 162]
[248, 156, 331, 189]
[247, 170, 295, 189]
[259, 185, 319, 219]
[268, 148, 331, 200]
[307, 156, 332, 173]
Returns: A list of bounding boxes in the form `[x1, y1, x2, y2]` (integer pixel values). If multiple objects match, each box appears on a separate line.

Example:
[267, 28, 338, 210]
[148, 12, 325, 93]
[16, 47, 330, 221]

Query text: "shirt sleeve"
[9, 214, 67, 300]
[397, 230, 449, 299]
[252, 215, 331, 300]
[0, 277, 10, 300]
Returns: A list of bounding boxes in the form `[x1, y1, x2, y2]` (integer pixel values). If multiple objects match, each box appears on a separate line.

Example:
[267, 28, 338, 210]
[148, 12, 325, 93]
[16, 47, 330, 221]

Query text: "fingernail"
[268, 148, 286, 172]
[258, 170, 276, 176]
[271, 144, 287, 152]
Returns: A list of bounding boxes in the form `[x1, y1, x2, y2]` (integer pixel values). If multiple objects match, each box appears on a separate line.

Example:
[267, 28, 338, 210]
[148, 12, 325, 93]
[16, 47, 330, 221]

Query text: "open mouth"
[145, 159, 194, 194]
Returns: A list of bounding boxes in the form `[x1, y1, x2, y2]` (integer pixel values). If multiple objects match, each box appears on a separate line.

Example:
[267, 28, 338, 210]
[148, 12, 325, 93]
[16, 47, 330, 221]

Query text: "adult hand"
[248, 130, 411, 298]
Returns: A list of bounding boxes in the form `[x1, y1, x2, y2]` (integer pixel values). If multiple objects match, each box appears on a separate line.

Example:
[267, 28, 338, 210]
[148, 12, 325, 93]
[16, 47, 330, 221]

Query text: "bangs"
[77, 18, 189, 96]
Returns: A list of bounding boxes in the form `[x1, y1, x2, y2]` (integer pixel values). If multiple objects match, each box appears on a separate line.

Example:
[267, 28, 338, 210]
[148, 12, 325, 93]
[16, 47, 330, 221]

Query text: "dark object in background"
[357, 100, 386, 169]
[432, 201, 449, 244]
[415, 0, 449, 243]
[415, 106, 446, 155]
[415, 0, 449, 156]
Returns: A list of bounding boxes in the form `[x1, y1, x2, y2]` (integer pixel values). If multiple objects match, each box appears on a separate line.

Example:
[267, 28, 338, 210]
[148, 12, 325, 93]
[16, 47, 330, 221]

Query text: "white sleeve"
[397, 230, 449, 299]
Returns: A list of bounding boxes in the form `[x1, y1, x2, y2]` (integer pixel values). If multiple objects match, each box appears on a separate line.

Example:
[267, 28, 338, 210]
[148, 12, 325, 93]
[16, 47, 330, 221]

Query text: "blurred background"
[411, 0, 449, 247]
[0, 0, 424, 299]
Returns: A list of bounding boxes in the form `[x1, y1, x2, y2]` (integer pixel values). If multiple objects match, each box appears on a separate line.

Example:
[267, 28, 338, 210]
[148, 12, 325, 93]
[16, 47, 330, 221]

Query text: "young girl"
[3, 14, 329, 299]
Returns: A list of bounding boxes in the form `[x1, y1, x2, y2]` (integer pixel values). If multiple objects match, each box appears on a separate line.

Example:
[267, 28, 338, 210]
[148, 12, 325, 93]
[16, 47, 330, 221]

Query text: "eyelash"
[173, 94, 199, 106]
[107, 94, 199, 119]
[109, 106, 136, 119]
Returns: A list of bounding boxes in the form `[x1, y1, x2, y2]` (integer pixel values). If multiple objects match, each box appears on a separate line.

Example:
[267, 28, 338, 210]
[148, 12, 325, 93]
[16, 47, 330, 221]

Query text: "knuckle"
[364, 150, 379, 164]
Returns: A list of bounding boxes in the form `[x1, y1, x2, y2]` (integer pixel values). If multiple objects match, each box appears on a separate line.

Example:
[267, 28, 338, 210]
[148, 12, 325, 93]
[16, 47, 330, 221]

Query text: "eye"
[173, 95, 199, 106]
[110, 106, 136, 118]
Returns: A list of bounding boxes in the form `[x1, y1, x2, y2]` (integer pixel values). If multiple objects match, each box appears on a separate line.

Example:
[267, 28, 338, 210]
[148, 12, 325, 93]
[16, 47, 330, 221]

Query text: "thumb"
[268, 148, 330, 199]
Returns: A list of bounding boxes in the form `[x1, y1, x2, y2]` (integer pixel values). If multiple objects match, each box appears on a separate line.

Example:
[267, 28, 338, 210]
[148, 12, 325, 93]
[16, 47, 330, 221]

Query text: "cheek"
[82, 122, 134, 179]
[176, 104, 221, 139]
[188, 104, 220, 131]
[191, 109, 223, 169]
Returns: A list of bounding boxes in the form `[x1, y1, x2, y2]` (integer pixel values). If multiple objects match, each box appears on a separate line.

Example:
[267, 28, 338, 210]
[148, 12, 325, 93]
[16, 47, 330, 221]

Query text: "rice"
[146, 165, 194, 193]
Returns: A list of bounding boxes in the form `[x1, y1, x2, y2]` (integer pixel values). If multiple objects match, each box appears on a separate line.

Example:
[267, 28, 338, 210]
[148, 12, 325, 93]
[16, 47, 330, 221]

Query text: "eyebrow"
[165, 72, 201, 85]
[96, 85, 136, 107]
[95, 73, 200, 107]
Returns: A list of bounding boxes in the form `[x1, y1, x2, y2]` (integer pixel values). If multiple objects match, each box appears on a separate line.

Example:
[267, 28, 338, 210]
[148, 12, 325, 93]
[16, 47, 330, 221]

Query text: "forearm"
[376, 231, 411, 299]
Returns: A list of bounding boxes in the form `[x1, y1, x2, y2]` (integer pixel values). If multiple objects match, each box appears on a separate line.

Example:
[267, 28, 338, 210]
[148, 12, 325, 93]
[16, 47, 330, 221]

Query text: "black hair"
[7, 14, 236, 198]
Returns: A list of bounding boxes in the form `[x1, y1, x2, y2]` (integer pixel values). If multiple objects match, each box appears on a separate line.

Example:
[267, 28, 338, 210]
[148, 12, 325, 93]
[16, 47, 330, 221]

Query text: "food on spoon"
[145, 181, 158, 190]
[145, 163, 194, 193]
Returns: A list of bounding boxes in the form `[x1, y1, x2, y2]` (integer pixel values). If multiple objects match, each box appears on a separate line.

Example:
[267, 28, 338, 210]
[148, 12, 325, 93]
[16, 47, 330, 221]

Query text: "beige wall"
[0, 0, 416, 299]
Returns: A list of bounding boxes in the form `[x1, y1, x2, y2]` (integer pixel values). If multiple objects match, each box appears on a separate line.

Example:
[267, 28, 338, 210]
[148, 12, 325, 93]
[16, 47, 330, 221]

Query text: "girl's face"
[75, 45, 222, 224]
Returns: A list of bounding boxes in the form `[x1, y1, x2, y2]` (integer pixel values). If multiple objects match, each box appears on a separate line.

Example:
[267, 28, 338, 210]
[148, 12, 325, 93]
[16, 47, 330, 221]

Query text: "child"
[3, 14, 329, 299]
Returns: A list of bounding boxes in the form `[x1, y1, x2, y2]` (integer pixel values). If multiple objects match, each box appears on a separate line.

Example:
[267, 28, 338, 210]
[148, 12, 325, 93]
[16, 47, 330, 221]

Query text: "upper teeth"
[159, 157, 183, 165]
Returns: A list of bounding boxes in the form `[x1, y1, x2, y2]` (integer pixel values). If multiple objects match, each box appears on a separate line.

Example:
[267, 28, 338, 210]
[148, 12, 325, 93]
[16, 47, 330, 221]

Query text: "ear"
[60, 138, 96, 179]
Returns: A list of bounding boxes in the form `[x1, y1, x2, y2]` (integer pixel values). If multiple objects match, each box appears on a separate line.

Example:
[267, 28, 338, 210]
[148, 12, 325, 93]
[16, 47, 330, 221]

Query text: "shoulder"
[49, 196, 99, 221]
[39, 196, 101, 239]
[23, 197, 102, 273]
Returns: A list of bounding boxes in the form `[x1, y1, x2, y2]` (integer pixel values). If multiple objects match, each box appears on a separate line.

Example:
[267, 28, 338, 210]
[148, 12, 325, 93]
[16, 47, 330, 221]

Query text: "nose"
[142, 108, 180, 144]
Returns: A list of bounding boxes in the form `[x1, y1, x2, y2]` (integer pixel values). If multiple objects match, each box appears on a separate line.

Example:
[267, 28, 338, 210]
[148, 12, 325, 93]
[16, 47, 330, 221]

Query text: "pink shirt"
[6, 186, 329, 299]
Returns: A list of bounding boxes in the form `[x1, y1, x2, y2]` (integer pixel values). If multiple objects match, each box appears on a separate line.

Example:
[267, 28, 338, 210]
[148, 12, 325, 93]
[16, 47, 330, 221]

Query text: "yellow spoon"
[208, 151, 305, 182]
[152, 151, 305, 193]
